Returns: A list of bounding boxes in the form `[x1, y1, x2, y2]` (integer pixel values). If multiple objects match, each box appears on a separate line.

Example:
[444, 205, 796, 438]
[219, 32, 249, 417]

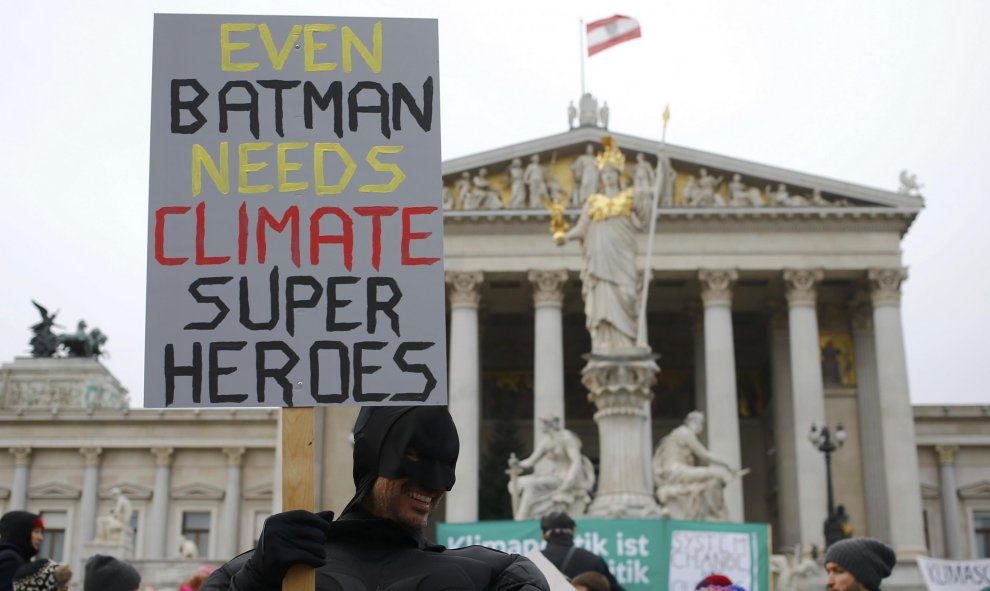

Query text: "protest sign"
[918, 556, 990, 591]
[145, 14, 445, 408]
[437, 518, 770, 591]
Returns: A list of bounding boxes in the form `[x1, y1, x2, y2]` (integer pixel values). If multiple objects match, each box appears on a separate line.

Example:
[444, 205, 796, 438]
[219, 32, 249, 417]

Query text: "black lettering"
[164, 342, 202, 406]
[255, 341, 300, 407]
[285, 275, 323, 337]
[240, 266, 279, 330]
[367, 276, 401, 337]
[392, 77, 433, 133]
[390, 341, 436, 402]
[310, 341, 349, 404]
[258, 80, 301, 138]
[171, 79, 208, 134]
[184, 277, 232, 330]
[348, 81, 389, 139]
[303, 81, 343, 138]
[209, 341, 248, 403]
[219, 80, 260, 139]
[353, 341, 387, 402]
[326, 276, 360, 332]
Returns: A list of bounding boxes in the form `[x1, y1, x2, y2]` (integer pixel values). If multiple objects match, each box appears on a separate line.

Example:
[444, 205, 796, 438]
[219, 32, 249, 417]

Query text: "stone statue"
[453, 171, 471, 209]
[652, 411, 748, 521]
[507, 417, 595, 520]
[578, 93, 599, 127]
[570, 144, 599, 206]
[631, 153, 656, 203]
[523, 154, 549, 208]
[695, 168, 726, 206]
[441, 186, 454, 211]
[898, 169, 924, 196]
[727, 174, 764, 207]
[506, 158, 527, 208]
[599, 101, 610, 129]
[771, 545, 822, 591]
[94, 487, 134, 544]
[557, 138, 653, 352]
[567, 101, 577, 129]
[177, 536, 199, 559]
[767, 183, 809, 207]
[547, 175, 567, 204]
[29, 300, 60, 358]
[463, 168, 502, 210]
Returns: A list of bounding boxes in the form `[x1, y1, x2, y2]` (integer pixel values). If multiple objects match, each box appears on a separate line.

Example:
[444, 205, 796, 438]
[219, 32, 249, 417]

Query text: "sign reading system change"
[145, 15, 445, 408]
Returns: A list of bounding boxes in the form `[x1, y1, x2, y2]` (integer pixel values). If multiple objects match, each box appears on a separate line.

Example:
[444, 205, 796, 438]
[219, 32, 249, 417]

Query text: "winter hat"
[84, 555, 141, 591]
[696, 574, 734, 590]
[13, 559, 61, 591]
[825, 538, 896, 591]
[540, 512, 576, 534]
[0, 511, 43, 560]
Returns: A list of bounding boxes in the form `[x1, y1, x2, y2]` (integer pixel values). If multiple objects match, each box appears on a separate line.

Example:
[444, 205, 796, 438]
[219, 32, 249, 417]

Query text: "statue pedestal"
[83, 530, 135, 561]
[583, 350, 662, 518]
[0, 357, 128, 410]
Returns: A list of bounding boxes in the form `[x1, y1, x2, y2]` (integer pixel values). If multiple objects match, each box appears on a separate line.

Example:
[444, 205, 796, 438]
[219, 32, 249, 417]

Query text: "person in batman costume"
[201, 406, 549, 591]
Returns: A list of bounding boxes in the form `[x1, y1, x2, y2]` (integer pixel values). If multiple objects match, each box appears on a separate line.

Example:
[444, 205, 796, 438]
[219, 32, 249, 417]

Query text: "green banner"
[437, 518, 770, 591]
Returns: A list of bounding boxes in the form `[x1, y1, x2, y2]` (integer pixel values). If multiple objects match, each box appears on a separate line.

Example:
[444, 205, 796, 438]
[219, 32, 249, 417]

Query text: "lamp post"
[809, 422, 849, 547]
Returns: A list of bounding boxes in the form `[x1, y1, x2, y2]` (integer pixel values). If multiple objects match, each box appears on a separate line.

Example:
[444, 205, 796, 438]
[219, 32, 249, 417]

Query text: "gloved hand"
[248, 510, 334, 587]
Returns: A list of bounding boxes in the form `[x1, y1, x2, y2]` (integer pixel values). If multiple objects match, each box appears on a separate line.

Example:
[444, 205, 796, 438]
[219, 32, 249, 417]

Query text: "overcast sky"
[2, 0, 988, 407]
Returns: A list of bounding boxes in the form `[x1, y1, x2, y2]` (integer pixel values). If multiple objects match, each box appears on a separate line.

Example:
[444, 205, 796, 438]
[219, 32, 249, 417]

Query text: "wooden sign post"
[281, 407, 316, 591]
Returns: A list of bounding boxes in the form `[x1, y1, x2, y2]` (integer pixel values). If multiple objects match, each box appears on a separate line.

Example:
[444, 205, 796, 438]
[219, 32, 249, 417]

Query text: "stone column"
[769, 303, 800, 548]
[698, 269, 743, 521]
[78, 448, 103, 549]
[528, 269, 568, 441]
[850, 303, 890, 541]
[445, 271, 483, 523]
[869, 268, 927, 558]
[147, 447, 174, 559]
[687, 302, 706, 438]
[783, 268, 827, 548]
[9, 447, 31, 511]
[221, 447, 246, 557]
[935, 445, 964, 558]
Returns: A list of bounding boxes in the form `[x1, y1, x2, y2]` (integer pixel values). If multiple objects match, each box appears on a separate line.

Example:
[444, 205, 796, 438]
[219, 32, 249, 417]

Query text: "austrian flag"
[587, 15, 641, 56]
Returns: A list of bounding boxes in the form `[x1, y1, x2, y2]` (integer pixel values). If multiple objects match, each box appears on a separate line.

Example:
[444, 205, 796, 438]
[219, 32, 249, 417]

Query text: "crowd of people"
[2, 406, 900, 591]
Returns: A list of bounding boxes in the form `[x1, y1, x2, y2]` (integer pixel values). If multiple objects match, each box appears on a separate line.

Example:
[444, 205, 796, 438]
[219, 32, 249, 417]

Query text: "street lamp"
[809, 422, 848, 547]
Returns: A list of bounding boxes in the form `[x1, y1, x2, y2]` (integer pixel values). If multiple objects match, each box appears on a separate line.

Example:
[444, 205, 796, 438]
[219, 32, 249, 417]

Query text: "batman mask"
[345, 406, 459, 515]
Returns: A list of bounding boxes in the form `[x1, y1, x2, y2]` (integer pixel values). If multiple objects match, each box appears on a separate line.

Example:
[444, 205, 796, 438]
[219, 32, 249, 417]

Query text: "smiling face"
[365, 475, 442, 531]
[826, 562, 866, 591]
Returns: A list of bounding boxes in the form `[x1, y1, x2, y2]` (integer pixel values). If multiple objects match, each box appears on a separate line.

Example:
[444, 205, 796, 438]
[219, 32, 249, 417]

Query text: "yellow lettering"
[191, 143, 230, 197]
[304, 24, 337, 72]
[259, 24, 302, 71]
[342, 21, 382, 74]
[360, 145, 405, 193]
[238, 143, 273, 194]
[314, 143, 355, 195]
[277, 143, 309, 192]
[220, 24, 258, 72]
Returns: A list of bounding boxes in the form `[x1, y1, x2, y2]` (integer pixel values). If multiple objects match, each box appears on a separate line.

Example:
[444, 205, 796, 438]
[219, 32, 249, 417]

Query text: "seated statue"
[507, 417, 595, 520]
[178, 535, 199, 559]
[94, 487, 134, 544]
[652, 411, 748, 521]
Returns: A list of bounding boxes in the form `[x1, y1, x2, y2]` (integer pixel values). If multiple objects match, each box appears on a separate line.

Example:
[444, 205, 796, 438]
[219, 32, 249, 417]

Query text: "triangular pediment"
[171, 482, 225, 500]
[958, 480, 990, 499]
[28, 481, 81, 500]
[244, 482, 274, 501]
[441, 127, 923, 217]
[100, 482, 153, 500]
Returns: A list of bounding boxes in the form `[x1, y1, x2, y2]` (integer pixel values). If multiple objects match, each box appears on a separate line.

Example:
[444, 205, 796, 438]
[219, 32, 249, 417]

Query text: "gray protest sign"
[145, 14, 445, 408]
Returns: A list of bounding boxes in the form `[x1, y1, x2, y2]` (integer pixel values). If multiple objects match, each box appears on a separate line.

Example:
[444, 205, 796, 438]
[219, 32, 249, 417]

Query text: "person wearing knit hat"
[695, 574, 747, 591]
[12, 559, 71, 591]
[824, 538, 897, 591]
[83, 555, 140, 591]
[0, 511, 45, 591]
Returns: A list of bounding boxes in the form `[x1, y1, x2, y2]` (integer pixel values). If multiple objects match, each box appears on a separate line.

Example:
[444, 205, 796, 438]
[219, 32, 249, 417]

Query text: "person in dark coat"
[539, 512, 623, 591]
[0, 511, 44, 591]
[201, 406, 549, 591]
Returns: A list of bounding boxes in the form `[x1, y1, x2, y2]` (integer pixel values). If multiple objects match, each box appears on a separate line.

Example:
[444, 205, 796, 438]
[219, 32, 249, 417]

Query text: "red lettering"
[154, 206, 191, 266]
[257, 206, 301, 268]
[195, 202, 231, 265]
[354, 206, 398, 271]
[238, 202, 249, 265]
[310, 207, 354, 270]
[401, 206, 439, 266]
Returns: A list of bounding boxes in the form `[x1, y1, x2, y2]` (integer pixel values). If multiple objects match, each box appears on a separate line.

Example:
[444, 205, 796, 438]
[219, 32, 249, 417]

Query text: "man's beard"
[364, 478, 440, 532]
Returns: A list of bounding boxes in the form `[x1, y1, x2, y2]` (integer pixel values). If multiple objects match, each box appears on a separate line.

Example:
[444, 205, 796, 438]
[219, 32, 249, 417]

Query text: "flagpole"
[636, 105, 670, 349]
[579, 18, 586, 96]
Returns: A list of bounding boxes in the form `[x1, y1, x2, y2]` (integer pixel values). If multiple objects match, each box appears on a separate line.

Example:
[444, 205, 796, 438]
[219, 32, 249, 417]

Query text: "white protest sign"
[918, 556, 990, 591]
[145, 15, 445, 408]
[668, 529, 759, 591]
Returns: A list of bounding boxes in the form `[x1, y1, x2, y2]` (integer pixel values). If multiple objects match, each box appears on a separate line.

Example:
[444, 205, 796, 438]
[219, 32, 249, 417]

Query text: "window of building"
[181, 511, 211, 558]
[38, 510, 67, 562]
[975, 512, 990, 558]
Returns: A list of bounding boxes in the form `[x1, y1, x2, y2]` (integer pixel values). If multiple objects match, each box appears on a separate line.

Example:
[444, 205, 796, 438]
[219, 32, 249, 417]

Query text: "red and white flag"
[586, 15, 641, 56]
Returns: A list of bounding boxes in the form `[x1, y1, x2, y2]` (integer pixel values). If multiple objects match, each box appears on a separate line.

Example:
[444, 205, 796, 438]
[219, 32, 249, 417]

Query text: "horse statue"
[56, 320, 108, 358]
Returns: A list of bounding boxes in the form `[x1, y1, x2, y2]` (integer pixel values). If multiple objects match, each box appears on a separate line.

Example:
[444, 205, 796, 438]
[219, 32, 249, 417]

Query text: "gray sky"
[2, 0, 988, 406]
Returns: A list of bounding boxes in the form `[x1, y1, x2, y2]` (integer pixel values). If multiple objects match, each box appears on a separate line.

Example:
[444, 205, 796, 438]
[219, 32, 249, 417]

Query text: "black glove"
[247, 510, 334, 587]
